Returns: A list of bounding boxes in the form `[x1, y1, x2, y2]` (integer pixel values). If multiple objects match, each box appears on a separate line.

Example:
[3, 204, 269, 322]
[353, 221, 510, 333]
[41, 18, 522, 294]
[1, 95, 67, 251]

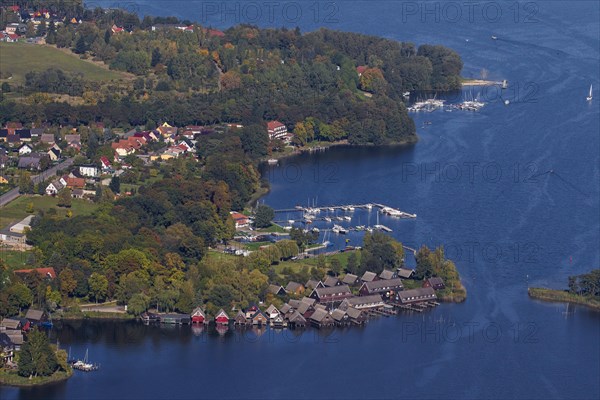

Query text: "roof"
[323, 276, 339, 287]
[280, 304, 292, 314]
[48, 179, 64, 191]
[345, 307, 363, 320]
[0, 318, 21, 329]
[343, 294, 383, 307]
[268, 284, 285, 295]
[285, 281, 304, 292]
[379, 269, 396, 280]
[309, 308, 331, 322]
[14, 267, 56, 279]
[312, 285, 352, 299]
[296, 302, 312, 315]
[361, 271, 378, 282]
[341, 274, 358, 284]
[25, 309, 44, 321]
[331, 309, 346, 321]
[288, 310, 306, 323]
[398, 287, 436, 301]
[40, 133, 55, 143]
[362, 278, 404, 293]
[265, 304, 279, 315]
[397, 268, 414, 278]
[356, 65, 368, 74]
[300, 297, 316, 306]
[428, 277, 445, 286]
[288, 299, 302, 309]
[305, 279, 323, 289]
[267, 121, 285, 130]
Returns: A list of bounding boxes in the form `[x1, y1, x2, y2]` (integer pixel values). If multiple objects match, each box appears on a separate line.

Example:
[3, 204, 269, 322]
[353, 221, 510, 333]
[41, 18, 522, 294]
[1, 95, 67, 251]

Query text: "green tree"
[109, 176, 120, 194]
[18, 329, 58, 378]
[59, 268, 77, 297]
[36, 20, 47, 37]
[88, 273, 108, 303]
[57, 188, 72, 208]
[6, 283, 33, 315]
[253, 204, 274, 228]
[414, 245, 434, 279]
[19, 171, 33, 194]
[127, 293, 150, 315]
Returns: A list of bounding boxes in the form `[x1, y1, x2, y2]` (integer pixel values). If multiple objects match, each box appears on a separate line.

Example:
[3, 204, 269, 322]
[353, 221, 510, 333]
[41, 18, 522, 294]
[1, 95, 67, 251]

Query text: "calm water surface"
[2, 1, 598, 399]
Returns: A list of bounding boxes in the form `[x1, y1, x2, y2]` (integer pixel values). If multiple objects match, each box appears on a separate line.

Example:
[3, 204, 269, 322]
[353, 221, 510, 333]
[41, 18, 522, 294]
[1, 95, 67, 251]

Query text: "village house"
[191, 307, 207, 324]
[396, 287, 437, 304]
[79, 164, 99, 177]
[18, 143, 32, 155]
[230, 212, 250, 229]
[340, 294, 384, 310]
[40, 133, 55, 145]
[18, 153, 48, 170]
[331, 309, 350, 326]
[47, 146, 61, 161]
[215, 309, 230, 325]
[0, 318, 22, 331]
[60, 175, 86, 190]
[0, 215, 35, 246]
[397, 268, 415, 279]
[285, 281, 305, 295]
[100, 156, 112, 171]
[361, 271, 378, 282]
[24, 309, 49, 326]
[45, 179, 64, 195]
[379, 269, 398, 280]
[341, 273, 359, 286]
[305, 279, 324, 290]
[267, 120, 288, 141]
[323, 276, 340, 287]
[265, 304, 281, 321]
[308, 308, 335, 328]
[423, 277, 446, 290]
[345, 307, 366, 325]
[287, 311, 307, 328]
[359, 278, 404, 298]
[268, 284, 286, 296]
[251, 310, 269, 326]
[309, 285, 353, 305]
[234, 310, 248, 326]
[16, 129, 31, 142]
[271, 313, 287, 328]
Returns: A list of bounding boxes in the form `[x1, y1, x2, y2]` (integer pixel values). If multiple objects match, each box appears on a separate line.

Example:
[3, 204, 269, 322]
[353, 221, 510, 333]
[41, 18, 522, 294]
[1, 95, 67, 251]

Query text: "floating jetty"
[276, 203, 416, 219]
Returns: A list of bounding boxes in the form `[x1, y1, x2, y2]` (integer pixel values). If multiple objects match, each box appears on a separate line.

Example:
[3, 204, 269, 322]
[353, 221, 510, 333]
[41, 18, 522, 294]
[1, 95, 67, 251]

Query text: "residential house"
[7, 134, 20, 145]
[267, 284, 286, 296]
[79, 165, 99, 177]
[285, 281, 305, 295]
[215, 309, 230, 325]
[396, 287, 437, 304]
[423, 277, 445, 290]
[267, 121, 288, 141]
[191, 307, 207, 324]
[0, 129, 8, 141]
[331, 309, 349, 326]
[157, 122, 178, 138]
[47, 146, 61, 161]
[271, 313, 287, 328]
[0, 318, 22, 331]
[40, 133, 55, 145]
[251, 310, 268, 326]
[265, 305, 281, 321]
[308, 308, 335, 328]
[341, 274, 359, 286]
[45, 179, 64, 195]
[305, 279, 324, 290]
[397, 268, 415, 279]
[234, 310, 248, 326]
[359, 278, 404, 298]
[360, 271, 378, 282]
[287, 311, 307, 328]
[309, 285, 353, 304]
[18, 143, 32, 155]
[16, 129, 31, 142]
[111, 24, 124, 33]
[0, 175, 8, 184]
[100, 156, 112, 171]
[230, 212, 250, 229]
[60, 176, 85, 189]
[379, 269, 398, 280]
[64, 134, 80, 144]
[24, 309, 48, 325]
[323, 276, 340, 287]
[280, 303, 292, 315]
[18, 153, 48, 170]
[356, 65, 368, 76]
[345, 307, 366, 325]
[340, 294, 384, 310]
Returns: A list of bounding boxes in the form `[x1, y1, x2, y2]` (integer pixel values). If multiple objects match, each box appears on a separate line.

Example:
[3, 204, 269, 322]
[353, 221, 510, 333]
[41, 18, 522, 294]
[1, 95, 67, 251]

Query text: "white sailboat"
[587, 84, 593, 101]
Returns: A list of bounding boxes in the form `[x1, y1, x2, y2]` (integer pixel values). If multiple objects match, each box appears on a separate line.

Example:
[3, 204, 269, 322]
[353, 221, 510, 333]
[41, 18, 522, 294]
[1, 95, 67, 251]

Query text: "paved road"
[0, 157, 75, 207]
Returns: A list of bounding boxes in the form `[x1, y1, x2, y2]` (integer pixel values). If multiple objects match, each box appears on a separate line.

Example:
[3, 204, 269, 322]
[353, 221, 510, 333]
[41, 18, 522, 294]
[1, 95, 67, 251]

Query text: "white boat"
[347, 206, 355, 211]
[364, 203, 373, 210]
[501, 80, 508, 89]
[328, 207, 335, 212]
[343, 216, 351, 221]
[587, 84, 593, 101]
[491, 35, 498, 40]
[324, 217, 332, 223]
[288, 219, 295, 224]
[267, 159, 278, 165]
[332, 224, 347, 234]
[311, 227, 320, 233]
[403, 91, 410, 97]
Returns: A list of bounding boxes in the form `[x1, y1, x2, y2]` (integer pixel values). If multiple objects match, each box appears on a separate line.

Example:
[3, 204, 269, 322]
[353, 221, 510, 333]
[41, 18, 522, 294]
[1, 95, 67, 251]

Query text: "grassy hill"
[0, 42, 128, 85]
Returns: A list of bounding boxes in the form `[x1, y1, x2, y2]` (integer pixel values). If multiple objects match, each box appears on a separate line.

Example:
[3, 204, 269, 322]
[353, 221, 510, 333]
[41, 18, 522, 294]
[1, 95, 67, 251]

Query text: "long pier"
[274, 203, 416, 219]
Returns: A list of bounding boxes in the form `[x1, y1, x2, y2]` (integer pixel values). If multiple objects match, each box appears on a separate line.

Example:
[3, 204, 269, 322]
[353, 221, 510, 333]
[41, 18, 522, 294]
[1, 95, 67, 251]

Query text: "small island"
[528, 269, 600, 311]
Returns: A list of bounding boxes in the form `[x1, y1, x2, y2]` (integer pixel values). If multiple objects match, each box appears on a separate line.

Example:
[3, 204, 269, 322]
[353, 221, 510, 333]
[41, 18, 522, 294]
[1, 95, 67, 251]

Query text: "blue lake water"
[2, 1, 599, 399]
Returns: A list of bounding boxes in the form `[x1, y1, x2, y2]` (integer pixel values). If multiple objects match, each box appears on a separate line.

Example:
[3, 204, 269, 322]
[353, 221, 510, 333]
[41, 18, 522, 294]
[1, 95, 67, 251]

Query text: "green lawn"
[273, 250, 357, 275]
[0, 249, 32, 269]
[0, 195, 99, 229]
[0, 42, 127, 85]
[256, 223, 287, 233]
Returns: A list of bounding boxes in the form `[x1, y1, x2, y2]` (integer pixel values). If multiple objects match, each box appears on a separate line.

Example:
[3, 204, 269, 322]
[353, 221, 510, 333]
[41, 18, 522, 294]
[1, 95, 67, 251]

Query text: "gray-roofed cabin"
[379, 269, 398, 280]
[423, 277, 445, 290]
[305, 279, 324, 290]
[268, 284, 286, 296]
[323, 276, 340, 287]
[345, 307, 367, 325]
[396, 287, 437, 304]
[359, 278, 404, 298]
[361, 271, 378, 282]
[340, 294, 384, 310]
[287, 311, 307, 328]
[331, 309, 350, 326]
[0, 318, 21, 330]
[309, 285, 353, 305]
[341, 273, 359, 286]
[24, 309, 47, 324]
[234, 310, 249, 326]
[285, 281, 305, 295]
[397, 268, 414, 279]
[308, 308, 335, 328]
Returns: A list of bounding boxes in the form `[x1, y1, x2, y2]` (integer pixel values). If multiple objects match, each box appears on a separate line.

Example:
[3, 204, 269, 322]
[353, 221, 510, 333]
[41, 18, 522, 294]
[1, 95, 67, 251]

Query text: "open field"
[0, 195, 99, 229]
[0, 42, 127, 85]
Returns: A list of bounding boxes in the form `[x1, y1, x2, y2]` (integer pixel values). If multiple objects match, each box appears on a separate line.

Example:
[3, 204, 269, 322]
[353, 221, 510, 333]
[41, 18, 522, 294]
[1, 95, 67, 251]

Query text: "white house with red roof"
[100, 156, 111, 170]
[230, 212, 250, 229]
[267, 121, 288, 141]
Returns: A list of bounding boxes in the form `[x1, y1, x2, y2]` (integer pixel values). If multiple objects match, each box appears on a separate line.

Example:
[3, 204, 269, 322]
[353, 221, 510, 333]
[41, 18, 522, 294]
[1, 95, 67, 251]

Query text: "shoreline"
[0, 368, 73, 388]
[528, 288, 600, 311]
